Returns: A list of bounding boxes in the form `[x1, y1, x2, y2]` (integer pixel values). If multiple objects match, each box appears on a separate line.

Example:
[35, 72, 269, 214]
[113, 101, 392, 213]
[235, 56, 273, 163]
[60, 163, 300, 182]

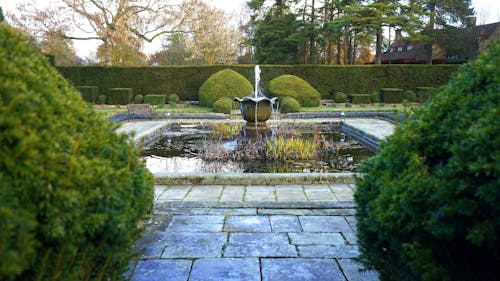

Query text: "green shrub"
[144, 94, 166, 105]
[415, 86, 438, 103]
[212, 97, 233, 114]
[76, 86, 98, 103]
[279, 96, 301, 113]
[355, 43, 500, 281]
[333, 92, 347, 103]
[167, 93, 180, 104]
[199, 69, 253, 107]
[380, 88, 404, 103]
[0, 25, 154, 281]
[268, 74, 320, 107]
[107, 88, 132, 105]
[350, 94, 371, 104]
[97, 94, 107, 104]
[133, 94, 144, 104]
[371, 91, 380, 103]
[402, 90, 416, 102]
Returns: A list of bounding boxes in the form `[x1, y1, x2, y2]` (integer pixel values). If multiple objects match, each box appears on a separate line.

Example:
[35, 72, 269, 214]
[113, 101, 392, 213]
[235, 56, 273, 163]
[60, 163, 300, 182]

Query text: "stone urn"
[234, 96, 278, 125]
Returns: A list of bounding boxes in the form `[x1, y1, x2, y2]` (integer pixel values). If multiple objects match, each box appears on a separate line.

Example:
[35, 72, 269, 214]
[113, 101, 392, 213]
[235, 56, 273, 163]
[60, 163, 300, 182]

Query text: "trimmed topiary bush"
[0, 25, 154, 280]
[97, 94, 107, 104]
[350, 94, 371, 104]
[144, 94, 166, 105]
[279, 96, 301, 113]
[371, 91, 380, 103]
[403, 90, 416, 102]
[167, 93, 180, 104]
[76, 86, 98, 103]
[380, 88, 404, 103]
[333, 92, 347, 103]
[212, 97, 233, 114]
[133, 94, 144, 104]
[416, 86, 438, 103]
[268, 74, 320, 107]
[107, 88, 132, 105]
[199, 69, 253, 107]
[355, 43, 500, 281]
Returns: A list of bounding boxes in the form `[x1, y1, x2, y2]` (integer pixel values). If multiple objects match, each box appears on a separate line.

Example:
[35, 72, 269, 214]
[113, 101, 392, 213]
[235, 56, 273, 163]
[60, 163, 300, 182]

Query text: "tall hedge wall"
[57, 65, 459, 101]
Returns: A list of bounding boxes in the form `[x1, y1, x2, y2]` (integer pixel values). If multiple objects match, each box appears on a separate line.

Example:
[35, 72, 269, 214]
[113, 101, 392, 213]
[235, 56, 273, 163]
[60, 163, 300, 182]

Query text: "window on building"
[397, 46, 403, 52]
[407, 43, 413, 51]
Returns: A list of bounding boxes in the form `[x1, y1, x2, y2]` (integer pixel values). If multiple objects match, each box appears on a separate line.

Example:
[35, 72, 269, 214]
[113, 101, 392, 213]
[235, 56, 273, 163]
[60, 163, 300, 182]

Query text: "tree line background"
[2, 0, 478, 66]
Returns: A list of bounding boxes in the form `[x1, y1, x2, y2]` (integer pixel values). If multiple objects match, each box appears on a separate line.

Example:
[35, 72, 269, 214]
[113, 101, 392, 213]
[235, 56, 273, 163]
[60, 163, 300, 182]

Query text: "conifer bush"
[97, 94, 107, 104]
[355, 43, 500, 281]
[268, 74, 320, 107]
[0, 25, 154, 281]
[212, 97, 233, 114]
[199, 69, 253, 107]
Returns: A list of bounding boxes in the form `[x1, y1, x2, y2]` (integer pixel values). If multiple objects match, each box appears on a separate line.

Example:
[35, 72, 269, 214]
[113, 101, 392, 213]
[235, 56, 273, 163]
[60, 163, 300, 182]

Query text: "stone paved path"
[128, 184, 380, 281]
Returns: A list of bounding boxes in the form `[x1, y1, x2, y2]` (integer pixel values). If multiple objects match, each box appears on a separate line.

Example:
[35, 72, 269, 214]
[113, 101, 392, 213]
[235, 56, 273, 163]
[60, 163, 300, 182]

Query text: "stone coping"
[155, 201, 356, 209]
[154, 172, 357, 185]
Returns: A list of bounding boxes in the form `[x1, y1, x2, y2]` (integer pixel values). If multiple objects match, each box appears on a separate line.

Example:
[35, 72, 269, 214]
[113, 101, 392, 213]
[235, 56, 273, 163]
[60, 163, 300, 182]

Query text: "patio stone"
[288, 233, 345, 245]
[130, 259, 192, 281]
[298, 244, 360, 258]
[338, 258, 380, 281]
[270, 215, 302, 232]
[207, 208, 257, 215]
[343, 232, 358, 245]
[224, 216, 271, 232]
[224, 233, 297, 257]
[166, 215, 224, 232]
[261, 258, 345, 281]
[189, 258, 260, 281]
[160, 232, 227, 258]
[299, 216, 353, 232]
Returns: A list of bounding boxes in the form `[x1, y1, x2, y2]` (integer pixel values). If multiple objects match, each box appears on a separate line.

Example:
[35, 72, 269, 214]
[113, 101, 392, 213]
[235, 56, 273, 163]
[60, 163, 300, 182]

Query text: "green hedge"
[416, 86, 439, 103]
[350, 94, 371, 104]
[380, 88, 405, 103]
[57, 65, 459, 101]
[333, 92, 347, 103]
[167, 94, 180, 104]
[268, 74, 321, 107]
[97, 94, 107, 104]
[75, 86, 98, 103]
[133, 94, 143, 104]
[279, 96, 301, 113]
[144, 94, 166, 105]
[107, 88, 132, 105]
[199, 69, 253, 107]
[212, 97, 233, 114]
[0, 24, 153, 281]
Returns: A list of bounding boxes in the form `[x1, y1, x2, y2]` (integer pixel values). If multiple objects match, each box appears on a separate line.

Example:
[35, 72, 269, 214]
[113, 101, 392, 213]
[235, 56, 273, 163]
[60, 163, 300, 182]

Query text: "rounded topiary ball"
[333, 92, 347, 103]
[0, 25, 153, 280]
[212, 97, 233, 114]
[355, 43, 500, 281]
[167, 93, 180, 104]
[199, 69, 253, 107]
[279, 96, 301, 113]
[269, 75, 320, 107]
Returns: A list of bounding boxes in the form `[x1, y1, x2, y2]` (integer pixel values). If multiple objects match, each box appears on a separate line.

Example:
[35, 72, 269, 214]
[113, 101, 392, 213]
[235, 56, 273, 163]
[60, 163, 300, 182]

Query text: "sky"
[2, 0, 499, 58]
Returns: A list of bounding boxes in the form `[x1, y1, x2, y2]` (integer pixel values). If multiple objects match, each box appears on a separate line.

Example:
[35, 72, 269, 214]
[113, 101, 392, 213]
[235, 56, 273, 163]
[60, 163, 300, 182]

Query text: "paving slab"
[337, 258, 380, 281]
[261, 258, 345, 281]
[270, 215, 303, 232]
[130, 259, 192, 281]
[288, 232, 345, 245]
[166, 215, 224, 232]
[160, 232, 227, 258]
[299, 216, 353, 232]
[189, 258, 260, 281]
[224, 233, 297, 257]
[224, 216, 271, 232]
[298, 244, 360, 258]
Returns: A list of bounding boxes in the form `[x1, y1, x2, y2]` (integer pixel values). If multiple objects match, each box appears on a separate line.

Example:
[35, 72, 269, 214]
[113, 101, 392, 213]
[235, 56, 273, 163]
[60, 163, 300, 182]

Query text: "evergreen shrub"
[268, 74, 320, 107]
[403, 90, 416, 102]
[144, 94, 166, 105]
[133, 94, 144, 104]
[415, 86, 438, 103]
[167, 94, 180, 104]
[199, 69, 253, 107]
[350, 94, 371, 104]
[97, 94, 107, 104]
[355, 43, 500, 281]
[107, 88, 132, 105]
[333, 92, 347, 103]
[279, 96, 301, 113]
[380, 88, 404, 103]
[75, 86, 98, 103]
[212, 97, 233, 114]
[371, 91, 380, 103]
[0, 25, 154, 281]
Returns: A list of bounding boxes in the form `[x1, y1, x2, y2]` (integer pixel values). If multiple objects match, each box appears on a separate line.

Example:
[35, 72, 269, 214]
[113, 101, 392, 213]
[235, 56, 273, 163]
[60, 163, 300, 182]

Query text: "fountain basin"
[234, 96, 278, 125]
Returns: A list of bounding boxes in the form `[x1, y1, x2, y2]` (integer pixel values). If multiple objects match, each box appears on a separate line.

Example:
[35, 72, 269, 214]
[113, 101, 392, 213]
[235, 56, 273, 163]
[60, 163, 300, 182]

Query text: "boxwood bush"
[279, 96, 301, 113]
[380, 88, 404, 103]
[107, 88, 132, 105]
[97, 94, 107, 104]
[333, 92, 347, 103]
[133, 94, 144, 104]
[144, 94, 166, 105]
[355, 43, 500, 281]
[268, 74, 320, 107]
[415, 86, 438, 103]
[0, 25, 154, 281]
[75, 86, 98, 103]
[199, 69, 253, 107]
[212, 97, 233, 114]
[350, 94, 371, 104]
[370, 91, 380, 103]
[167, 93, 180, 104]
[403, 90, 416, 102]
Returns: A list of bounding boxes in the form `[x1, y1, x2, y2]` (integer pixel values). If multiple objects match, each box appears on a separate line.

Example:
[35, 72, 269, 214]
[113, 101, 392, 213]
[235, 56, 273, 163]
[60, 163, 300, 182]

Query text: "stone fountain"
[234, 65, 278, 126]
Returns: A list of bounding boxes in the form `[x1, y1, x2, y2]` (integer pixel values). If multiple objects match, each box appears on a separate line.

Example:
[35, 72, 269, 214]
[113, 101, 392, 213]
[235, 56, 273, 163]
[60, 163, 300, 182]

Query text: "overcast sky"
[2, 0, 499, 58]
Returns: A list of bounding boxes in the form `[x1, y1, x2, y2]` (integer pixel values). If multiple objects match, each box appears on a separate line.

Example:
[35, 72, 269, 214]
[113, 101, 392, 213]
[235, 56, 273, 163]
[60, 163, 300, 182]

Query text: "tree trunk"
[426, 3, 436, 65]
[104, 38, 112, 66]
[375, 28, 382, 64]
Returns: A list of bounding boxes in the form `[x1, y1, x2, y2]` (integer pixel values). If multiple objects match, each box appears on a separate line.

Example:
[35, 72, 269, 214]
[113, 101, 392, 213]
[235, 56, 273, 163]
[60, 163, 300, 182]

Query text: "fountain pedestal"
[234, 96, 277, 126]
